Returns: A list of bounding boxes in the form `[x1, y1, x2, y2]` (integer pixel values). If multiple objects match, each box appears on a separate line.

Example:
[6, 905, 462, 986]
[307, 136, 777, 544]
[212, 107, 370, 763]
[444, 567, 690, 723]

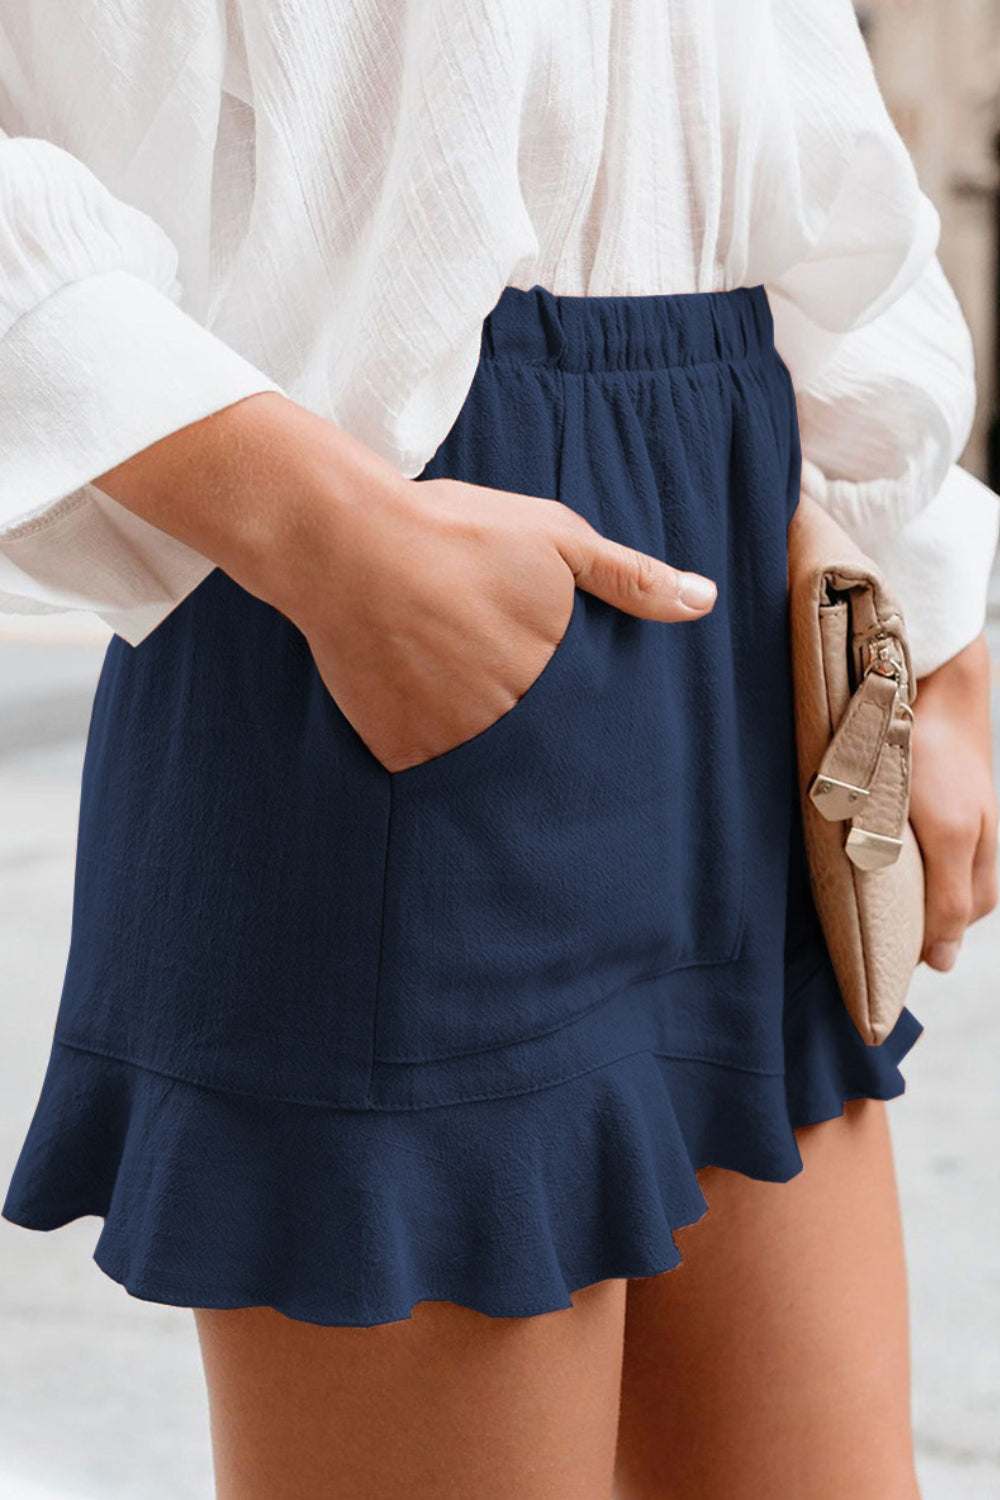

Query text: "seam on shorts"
[364, 775, 396, 1105]
[51, 1034, 787, 1115]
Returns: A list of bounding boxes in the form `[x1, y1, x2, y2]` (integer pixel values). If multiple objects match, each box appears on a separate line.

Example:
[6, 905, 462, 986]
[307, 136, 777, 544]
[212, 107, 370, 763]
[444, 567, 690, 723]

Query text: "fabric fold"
[0, 269, 279, 644]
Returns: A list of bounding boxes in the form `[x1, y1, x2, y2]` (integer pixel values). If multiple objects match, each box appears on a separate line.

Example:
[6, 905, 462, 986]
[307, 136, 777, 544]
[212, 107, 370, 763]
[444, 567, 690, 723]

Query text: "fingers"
[920, 807, 992, 971]
[554, 514, 716, 622]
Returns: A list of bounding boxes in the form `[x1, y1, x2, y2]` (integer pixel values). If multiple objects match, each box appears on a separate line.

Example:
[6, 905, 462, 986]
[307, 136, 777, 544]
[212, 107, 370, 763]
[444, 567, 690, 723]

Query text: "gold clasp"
[809, 773, 871, 821]
[845, 826, 904, 871]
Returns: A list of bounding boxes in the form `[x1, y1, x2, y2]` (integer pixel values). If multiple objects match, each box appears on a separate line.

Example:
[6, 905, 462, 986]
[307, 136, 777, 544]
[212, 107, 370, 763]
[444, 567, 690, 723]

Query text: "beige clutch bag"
[788, 496, 925, 1045]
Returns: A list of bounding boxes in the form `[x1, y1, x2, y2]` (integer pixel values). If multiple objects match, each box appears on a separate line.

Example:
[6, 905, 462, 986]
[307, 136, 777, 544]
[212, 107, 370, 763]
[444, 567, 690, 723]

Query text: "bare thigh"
[615, 1098, 920, 1500]
[195, 1279, 627, 1500]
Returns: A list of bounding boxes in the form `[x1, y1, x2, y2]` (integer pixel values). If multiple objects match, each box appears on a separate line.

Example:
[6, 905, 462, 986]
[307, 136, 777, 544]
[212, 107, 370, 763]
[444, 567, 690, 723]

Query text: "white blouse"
[0, 0, 995, 676]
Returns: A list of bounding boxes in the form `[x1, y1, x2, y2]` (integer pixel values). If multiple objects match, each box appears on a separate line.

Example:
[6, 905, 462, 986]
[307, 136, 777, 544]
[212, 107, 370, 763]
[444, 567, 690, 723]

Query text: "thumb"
[557, 524, 717, 621]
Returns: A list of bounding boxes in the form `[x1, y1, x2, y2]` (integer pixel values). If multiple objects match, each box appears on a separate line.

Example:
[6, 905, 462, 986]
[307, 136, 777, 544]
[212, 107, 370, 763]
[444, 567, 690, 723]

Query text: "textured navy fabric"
[3, 286, 923, 1324]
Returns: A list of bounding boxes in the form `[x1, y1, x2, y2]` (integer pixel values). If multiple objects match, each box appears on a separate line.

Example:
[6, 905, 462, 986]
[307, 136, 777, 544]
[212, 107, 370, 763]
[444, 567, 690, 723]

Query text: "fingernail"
[927, 940, 960, 971]
[679, 573, 717, 610]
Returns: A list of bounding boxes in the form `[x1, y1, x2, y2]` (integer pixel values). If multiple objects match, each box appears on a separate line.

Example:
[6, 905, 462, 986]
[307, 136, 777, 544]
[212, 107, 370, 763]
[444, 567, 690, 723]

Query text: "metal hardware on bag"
[864, 633, 902, 681]
[808, 626, 910, 854]
[845, 826, 904, 871]
[809, 773, 870, 820]
[861, 630, 912, 712]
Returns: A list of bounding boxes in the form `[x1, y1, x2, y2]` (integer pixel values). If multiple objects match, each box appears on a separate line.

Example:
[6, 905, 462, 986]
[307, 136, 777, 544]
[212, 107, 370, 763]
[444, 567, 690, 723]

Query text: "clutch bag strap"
[807, 583, 916, 872]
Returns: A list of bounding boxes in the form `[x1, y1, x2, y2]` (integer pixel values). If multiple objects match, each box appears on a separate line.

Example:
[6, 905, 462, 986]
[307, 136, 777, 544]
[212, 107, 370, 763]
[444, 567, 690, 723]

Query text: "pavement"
[0, 611, 997, 1499]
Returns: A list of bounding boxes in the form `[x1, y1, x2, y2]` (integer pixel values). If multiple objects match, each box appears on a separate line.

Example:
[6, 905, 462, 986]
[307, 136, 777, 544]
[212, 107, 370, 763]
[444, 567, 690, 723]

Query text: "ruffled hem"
[3, 961, 923, 1328]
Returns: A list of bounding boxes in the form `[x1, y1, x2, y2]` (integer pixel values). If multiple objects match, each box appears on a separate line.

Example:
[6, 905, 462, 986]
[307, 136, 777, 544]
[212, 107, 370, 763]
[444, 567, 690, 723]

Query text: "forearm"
[94, 392, 411, 619]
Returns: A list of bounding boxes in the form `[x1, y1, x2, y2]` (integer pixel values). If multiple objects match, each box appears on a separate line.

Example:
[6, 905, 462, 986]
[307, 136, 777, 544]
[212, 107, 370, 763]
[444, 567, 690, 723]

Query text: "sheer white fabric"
[0, 0, 994, 674]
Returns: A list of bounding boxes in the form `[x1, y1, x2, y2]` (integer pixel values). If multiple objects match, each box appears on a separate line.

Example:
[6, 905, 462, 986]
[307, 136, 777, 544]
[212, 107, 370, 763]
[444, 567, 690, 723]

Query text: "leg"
[195, 1278, 627, 1500]
[615, 1098, 920, 1500]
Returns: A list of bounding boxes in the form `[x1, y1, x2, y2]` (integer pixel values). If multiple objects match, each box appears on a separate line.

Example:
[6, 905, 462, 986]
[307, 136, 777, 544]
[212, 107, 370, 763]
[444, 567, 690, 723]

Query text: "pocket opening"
[390, 586, 585, 781]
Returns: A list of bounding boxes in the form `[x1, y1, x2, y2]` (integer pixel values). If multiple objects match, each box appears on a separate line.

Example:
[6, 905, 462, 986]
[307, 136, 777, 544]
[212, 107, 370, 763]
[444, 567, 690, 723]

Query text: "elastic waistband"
[480, 284, 774, 373]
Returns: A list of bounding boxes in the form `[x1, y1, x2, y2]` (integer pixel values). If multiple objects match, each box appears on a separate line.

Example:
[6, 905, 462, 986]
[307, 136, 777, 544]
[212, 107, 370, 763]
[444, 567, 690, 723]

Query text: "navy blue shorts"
[4, 286, 922, 1325]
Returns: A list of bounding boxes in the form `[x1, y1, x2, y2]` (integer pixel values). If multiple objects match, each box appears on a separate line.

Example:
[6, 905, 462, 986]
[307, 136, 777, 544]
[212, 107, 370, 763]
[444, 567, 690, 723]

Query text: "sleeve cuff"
[860, 465, 999, 678]
[0, 267, 281, 531]
[0, 267, 282, 643]
[0, 483, 218, 645]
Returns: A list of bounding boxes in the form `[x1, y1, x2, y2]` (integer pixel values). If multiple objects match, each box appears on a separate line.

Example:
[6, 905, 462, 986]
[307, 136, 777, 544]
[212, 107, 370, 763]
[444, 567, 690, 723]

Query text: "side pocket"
[373, 589, 748, 1064]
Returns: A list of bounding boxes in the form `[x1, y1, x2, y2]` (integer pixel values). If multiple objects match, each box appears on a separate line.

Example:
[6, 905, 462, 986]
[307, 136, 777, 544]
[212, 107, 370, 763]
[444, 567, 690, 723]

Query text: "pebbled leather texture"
[788, 497, 925, 1045]
[818, 674, 899, 802]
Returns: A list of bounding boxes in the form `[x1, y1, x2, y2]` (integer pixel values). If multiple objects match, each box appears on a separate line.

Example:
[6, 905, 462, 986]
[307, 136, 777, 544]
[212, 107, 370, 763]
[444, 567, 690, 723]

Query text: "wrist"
[916, 629, 992, 747]
[96, 391, 414, 619]
[225, 401, 416, 622]
[918, 630, 989, 696]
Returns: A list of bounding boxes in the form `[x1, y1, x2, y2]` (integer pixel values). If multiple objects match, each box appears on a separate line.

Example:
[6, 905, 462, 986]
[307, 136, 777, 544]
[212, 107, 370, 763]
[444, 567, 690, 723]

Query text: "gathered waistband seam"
[476, 346, 782, 378]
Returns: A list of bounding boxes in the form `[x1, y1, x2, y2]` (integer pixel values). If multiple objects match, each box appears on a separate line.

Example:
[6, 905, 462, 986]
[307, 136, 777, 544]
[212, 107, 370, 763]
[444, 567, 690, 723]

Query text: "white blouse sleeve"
[787, 255, 995, 678]
[766, 0, 998, 679]
[0, 134, 280, 643]
[860, 462, 998, 680]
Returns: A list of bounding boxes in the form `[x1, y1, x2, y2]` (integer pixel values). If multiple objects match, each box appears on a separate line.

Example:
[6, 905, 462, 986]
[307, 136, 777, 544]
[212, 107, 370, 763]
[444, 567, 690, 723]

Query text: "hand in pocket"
[295, 474, 718, 773]
[93, 393, 717, 774]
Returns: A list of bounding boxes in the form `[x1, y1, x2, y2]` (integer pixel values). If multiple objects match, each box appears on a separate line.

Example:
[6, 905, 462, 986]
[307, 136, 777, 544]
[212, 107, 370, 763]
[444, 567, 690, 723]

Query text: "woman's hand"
[96, 393, 717, 772]
[910, 631, 998, 971]
[285, 473, 719, 770]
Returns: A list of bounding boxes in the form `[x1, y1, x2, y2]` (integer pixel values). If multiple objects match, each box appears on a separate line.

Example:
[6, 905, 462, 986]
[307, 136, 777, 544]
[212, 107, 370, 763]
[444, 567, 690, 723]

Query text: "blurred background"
[859, 0, 1000, 485]
[1, 3, 999, 1497]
